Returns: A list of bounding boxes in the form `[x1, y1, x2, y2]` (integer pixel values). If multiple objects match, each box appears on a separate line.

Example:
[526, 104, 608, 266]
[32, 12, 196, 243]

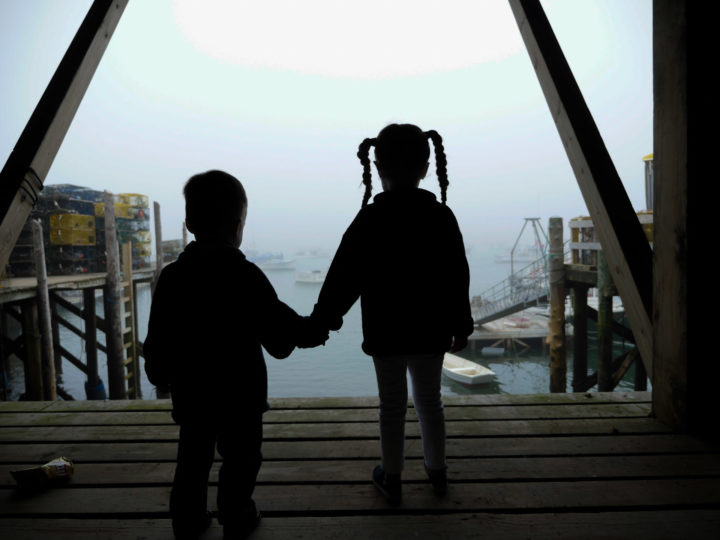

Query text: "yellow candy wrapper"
[11, 457, 74, 492]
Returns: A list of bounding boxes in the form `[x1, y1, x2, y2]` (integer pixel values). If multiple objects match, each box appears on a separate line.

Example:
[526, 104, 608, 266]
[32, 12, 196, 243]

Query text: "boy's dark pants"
[170, 412, 263, 529]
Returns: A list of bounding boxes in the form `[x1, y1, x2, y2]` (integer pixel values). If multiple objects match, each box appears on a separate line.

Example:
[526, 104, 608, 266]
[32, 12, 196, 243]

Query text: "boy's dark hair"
[357, 123, 449, 207]
[183, 170, 247, 236]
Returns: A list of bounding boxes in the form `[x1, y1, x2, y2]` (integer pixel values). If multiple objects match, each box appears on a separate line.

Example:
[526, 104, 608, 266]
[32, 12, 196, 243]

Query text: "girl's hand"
[450, 336, 468, 353]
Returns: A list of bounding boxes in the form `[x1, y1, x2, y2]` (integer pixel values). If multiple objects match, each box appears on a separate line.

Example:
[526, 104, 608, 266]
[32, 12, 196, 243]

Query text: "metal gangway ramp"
[472, 217, 551, 326]
[472, 254, 550, 326]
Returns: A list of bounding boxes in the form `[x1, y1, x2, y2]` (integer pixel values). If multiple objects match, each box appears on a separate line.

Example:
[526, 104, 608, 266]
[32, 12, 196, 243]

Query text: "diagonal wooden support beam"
[508, 0, 654, 376]
[0, 0, 128, 269]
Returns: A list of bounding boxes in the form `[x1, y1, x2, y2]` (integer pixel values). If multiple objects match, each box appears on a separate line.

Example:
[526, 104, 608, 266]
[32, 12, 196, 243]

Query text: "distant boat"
[247, 251, 296, 270]
[258, 258, 295, 270]
[295, 270, 326, 284]
[295, 249, 330, 258]
[442, 353, 496, 385]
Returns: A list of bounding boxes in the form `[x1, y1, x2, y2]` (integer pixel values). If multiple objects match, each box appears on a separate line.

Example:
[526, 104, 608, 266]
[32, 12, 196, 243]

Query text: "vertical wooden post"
[31, 219, 56, 401]
[597, 251, 614, 391]
[153, 201, 163, 293]
[548, 217, 566, 393]
[21, 301, 43, 400]
[571, 284, 589, 392]
[103, 191, 126, 399]
[49, 297, 62, 378]
[82, 287, 106, 399]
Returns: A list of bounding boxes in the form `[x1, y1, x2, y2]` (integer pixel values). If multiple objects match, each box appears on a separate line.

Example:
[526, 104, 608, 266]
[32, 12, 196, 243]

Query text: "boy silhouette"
[144, 170, 326, 539]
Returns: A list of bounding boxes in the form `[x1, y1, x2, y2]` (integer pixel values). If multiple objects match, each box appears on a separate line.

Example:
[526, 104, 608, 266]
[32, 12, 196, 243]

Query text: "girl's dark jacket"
[144, 241, 301, 424]
[311, 188, 474, 357]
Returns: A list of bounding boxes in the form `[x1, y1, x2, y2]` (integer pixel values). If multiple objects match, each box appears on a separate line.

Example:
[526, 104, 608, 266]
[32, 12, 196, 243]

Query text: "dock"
[2, 392, 719, 539]
[0, 271, 155, 304]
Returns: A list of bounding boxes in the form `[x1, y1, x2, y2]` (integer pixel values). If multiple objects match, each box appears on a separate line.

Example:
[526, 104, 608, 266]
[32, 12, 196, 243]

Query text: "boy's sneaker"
[223, 510, 261, 539]
[372, 465, 402, 505]
[172, 511, 212, 539]
[424, 464, 448, 496]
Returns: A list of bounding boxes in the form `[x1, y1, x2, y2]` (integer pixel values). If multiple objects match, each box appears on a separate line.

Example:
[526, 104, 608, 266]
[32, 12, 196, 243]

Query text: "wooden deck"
[0, 270, 155, 304]
[1, 392, 719, 539]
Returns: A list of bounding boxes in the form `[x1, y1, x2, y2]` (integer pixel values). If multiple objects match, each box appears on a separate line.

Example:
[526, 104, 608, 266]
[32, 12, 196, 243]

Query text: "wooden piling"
[103, 191, 126, 399]
[571, 284, 589, 392]
[31, 219, 56, 401]
[82, 288, 105, 399]
[597, 251, 614, 391]
[49, 297, 62, 377]
[21, 301, 43, 400]
[548, 217, 566, 393]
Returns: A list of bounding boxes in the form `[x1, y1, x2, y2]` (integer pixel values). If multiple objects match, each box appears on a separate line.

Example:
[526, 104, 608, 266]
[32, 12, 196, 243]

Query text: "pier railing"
[472, 243, 571, 325]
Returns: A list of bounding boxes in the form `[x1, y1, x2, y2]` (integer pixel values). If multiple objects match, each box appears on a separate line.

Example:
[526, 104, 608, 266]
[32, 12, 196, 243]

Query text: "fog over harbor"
[1, 0, 652, 257]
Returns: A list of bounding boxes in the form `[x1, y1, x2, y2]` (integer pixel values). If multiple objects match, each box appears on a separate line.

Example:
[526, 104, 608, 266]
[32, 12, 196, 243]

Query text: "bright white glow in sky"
[0, 0, 652, 258]
[173, 0, 524, 78]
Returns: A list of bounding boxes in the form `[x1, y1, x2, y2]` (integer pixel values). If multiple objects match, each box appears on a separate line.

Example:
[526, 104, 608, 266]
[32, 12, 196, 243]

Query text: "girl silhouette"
[311, 123, 474, 504]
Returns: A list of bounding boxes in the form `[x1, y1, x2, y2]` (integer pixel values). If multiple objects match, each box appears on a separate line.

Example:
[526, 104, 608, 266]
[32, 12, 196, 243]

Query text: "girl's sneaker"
[372, 465, 401, 505]
[424, 464, 448, 496]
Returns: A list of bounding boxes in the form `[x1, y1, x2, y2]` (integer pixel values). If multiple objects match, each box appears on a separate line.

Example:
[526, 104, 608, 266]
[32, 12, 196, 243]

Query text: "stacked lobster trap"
[5, 185, 152, 277]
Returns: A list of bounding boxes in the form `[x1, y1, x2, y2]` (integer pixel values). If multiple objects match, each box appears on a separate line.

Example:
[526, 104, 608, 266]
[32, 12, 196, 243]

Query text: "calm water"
[3, 249, 640, 400]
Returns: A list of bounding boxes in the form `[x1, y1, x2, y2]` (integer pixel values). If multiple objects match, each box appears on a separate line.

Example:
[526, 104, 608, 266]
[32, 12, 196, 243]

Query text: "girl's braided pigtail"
[426, 130, 448, 205]
[357, 137, 376, 208]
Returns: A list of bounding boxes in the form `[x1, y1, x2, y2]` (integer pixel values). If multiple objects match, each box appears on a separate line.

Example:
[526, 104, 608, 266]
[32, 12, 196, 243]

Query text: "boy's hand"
[297, 317, 329, 348]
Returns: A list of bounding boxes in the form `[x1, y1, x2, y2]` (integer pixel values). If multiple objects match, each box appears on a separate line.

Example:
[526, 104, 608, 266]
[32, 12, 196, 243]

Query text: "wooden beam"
[0, 0, 128, 269]
[31, 220, 56, 401]
[508, 0, 653, 375]
[50, 291, 84, 319]
[56, 343, 89, 375]
[596, 252, 614, 392]
[653, 0, 717, 437]
[571, 284, 589, 393]
[548, 217, 566, 393]
[574, 349, 637, 393]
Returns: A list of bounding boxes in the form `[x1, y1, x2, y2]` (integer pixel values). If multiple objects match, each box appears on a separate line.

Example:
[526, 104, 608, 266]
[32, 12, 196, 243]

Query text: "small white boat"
[442, 353, 496, 385]
[295, 270, 326, 284]
[257, 258, 295, 270]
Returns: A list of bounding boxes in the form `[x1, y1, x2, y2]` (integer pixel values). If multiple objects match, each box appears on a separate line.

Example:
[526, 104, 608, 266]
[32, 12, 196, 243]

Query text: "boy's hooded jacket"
[144, 241, 300, 423]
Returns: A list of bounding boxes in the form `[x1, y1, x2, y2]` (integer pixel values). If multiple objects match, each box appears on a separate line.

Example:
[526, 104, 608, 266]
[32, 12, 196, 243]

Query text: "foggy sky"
[0, 0, 652, 256]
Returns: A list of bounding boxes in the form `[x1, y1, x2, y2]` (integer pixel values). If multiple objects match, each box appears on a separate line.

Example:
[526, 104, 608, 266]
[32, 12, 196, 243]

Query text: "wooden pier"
[1, 268, 155, 401]
[1, 392, 719, 539]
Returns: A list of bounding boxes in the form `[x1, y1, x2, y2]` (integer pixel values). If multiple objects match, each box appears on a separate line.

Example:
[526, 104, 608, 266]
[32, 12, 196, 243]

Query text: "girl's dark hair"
[357, 123, 449, 207]
[184, 170, 247, 236]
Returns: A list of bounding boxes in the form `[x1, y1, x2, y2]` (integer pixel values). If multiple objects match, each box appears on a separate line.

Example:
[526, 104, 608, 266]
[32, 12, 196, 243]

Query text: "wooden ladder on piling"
[120, 242, 141, 399]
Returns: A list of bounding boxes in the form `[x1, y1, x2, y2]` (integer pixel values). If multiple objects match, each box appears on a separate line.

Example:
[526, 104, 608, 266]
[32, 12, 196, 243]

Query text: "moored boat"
[442, 353, 496, 385]
[295, 270, 326, 283]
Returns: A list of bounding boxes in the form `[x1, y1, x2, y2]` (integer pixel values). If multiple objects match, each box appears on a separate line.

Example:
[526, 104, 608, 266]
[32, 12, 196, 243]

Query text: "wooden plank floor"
[1, 392, 719, 539]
